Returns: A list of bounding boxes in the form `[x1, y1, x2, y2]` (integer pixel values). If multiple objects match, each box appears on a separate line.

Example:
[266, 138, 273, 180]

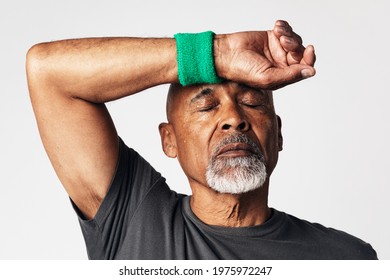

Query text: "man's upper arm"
[27, 46, 119, 220]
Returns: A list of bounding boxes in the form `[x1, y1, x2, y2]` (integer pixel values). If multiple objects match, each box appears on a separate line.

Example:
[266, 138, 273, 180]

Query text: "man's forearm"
[26, 37, 178, 103]
[26, 23, 316, 103]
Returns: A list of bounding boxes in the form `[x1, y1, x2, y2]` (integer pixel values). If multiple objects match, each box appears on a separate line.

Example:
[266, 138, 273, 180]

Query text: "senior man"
[26, 20, 377, 259]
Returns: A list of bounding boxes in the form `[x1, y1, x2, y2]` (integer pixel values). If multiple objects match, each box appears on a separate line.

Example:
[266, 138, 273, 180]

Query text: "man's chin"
[207, 174, 266, 194]
[205, 154, 267, 194]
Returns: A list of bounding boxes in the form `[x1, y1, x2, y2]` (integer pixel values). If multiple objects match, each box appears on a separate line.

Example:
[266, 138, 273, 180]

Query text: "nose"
[220, 104, 250, 132]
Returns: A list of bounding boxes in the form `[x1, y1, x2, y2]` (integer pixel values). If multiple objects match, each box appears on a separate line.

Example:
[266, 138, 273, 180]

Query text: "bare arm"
[26, 20, 315, 220]
[27, 38, 178, 219]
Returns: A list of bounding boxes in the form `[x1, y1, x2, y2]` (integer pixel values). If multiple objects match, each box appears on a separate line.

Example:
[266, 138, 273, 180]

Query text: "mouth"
[216, 143, 257, 158]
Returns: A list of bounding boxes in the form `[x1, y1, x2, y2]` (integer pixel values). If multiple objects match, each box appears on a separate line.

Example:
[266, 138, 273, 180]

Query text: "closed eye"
[241, 102, 266, 109]
[198, 104, 218, 112]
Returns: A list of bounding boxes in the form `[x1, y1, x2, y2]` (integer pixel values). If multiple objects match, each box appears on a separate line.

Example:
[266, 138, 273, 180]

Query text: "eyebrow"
[237, 84, 266, 95]
[237, 85, 270, 100]
[190, 87, 214, 104]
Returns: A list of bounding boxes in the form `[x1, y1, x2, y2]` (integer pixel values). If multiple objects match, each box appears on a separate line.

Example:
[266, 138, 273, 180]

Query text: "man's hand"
[214, 20, 316, 90]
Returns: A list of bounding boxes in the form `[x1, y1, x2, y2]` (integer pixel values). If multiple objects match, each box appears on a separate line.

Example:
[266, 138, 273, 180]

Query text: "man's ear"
[158, 122, 178, 158]
[276, 115, 283, 152]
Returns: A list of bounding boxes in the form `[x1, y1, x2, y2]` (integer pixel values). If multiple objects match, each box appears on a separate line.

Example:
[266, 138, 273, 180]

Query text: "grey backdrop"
[1, 0, 389, 259]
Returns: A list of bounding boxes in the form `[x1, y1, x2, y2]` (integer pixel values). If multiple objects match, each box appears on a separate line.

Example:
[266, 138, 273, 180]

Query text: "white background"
[0, 0, 389, 259]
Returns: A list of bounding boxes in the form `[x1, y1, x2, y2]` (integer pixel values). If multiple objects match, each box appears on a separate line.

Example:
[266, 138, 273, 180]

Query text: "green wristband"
[174, 31, 223, 86]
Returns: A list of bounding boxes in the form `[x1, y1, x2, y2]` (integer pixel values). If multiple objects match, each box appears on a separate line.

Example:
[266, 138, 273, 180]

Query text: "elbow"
[26, 43, 55, 98]
[26, 43, 47, 83]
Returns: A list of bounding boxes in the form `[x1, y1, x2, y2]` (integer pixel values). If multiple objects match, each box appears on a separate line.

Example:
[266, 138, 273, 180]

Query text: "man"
[26, 20, 377, 259]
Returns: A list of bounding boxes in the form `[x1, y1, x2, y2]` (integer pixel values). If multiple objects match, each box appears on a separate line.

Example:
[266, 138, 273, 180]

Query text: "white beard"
[205, 134, 267, 194]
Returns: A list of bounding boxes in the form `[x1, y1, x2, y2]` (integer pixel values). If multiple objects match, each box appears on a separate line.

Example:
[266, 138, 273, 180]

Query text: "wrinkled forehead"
[166, 82, 274, 122]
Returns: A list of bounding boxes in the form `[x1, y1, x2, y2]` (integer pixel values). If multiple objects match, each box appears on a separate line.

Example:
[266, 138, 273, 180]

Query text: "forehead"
[169, 82, 273, 106]
[191, 84, 272, 104]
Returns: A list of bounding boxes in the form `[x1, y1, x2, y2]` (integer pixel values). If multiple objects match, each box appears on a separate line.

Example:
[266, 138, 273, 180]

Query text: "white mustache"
[211, 133, 263, 161]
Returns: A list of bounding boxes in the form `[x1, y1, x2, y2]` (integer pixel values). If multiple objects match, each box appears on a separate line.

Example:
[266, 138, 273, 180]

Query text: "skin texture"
[26, 20, 315, 221]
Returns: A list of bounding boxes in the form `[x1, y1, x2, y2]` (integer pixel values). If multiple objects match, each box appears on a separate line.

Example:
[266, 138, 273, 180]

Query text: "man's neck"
[189, 180, 271, 227]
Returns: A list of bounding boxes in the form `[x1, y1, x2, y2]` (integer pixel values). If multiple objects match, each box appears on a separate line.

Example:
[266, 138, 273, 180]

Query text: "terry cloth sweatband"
[174, 31, 223, 86]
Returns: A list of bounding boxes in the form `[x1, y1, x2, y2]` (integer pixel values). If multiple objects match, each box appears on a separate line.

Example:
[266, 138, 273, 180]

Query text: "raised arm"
[26, 38, 178, 219]
[26, 20, 315, 219]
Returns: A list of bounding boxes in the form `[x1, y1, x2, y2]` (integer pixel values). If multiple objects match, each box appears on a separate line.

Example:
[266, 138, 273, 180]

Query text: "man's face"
[160, 82, 282, 193]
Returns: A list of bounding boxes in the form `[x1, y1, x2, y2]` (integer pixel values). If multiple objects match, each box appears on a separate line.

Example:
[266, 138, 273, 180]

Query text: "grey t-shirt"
[72, 138, 377, 259]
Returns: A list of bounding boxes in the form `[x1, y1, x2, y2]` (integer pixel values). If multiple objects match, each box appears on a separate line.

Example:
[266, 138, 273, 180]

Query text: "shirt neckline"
[182, 196, 286, 238]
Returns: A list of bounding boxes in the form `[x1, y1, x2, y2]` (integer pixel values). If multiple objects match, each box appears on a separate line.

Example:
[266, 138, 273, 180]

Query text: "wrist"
[174, 31, 223, 86]
[213, 34, 229, 80]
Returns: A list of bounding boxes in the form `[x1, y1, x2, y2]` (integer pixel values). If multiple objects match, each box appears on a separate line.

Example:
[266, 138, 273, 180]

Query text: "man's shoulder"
[277, 210, 378, 259]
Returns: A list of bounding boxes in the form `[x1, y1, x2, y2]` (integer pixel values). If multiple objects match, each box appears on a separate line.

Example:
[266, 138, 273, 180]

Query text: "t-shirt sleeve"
[71, 137, 164, 259]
